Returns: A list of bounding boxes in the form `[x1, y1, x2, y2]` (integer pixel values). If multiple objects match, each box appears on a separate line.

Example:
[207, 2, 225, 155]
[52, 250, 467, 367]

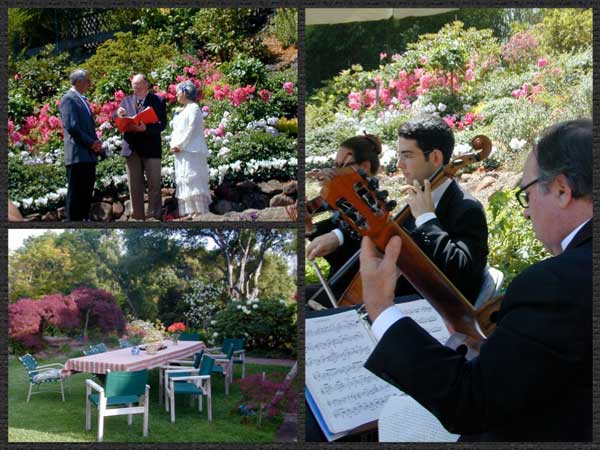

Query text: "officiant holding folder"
[116, 73, 167, 221]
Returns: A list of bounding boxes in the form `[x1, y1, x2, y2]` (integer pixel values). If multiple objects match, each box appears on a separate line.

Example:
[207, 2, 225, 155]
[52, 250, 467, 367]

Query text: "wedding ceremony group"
[8, 8, 298, 222]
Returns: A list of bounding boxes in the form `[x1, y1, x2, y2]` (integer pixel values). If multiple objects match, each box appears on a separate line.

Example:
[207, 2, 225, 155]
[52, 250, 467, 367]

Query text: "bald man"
[116, 74, 167, 221]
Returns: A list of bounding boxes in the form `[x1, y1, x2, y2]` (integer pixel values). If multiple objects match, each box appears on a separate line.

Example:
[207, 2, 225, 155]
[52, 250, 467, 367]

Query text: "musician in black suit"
[361, 119, 592, 441]
[116, 74, 167, 221]
[306, 115, 488, 306]
[59, 69, 103, 221]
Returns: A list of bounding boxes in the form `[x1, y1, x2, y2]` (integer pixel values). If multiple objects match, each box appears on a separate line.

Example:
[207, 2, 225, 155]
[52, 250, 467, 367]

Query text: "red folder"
[115, 106, 160, 133]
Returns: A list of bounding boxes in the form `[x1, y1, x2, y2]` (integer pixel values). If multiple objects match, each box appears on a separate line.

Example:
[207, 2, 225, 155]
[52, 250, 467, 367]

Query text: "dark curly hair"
[398, 114, 454, 164]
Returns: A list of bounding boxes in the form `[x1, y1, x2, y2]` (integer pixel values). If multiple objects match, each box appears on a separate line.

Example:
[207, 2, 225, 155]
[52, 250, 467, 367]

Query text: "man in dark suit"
[306, 115, 488, 306]
[59, 69, 103, 221]
[116, 74, 167, 221]
[361, 119, 592, 441]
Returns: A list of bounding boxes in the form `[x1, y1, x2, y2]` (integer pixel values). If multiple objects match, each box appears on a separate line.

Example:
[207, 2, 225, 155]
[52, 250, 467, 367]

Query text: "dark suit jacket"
[122, 92, 167, 159]
[59, 89, 99, 166]
[365, 221, 592, 441]
[309, 180, 488, 304]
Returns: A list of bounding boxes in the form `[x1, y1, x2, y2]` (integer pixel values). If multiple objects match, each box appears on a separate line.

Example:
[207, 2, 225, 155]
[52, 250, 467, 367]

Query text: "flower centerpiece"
[167, 322, 186, 345]
[126, 319, 165, 354]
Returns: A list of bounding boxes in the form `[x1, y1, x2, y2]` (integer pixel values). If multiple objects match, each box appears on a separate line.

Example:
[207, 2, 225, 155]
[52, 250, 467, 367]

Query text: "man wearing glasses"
[306, 115, 489, 307]
[361, 119, 592, 441]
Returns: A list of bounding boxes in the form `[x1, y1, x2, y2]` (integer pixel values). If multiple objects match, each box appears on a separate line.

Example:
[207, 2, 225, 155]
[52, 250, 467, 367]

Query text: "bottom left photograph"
[8, 228, 298, 443]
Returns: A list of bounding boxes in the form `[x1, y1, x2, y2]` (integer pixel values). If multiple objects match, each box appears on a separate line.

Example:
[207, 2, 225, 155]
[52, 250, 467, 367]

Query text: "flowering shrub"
[9, 45, 297, 215]
[306, 19, 591, 173]
[183, 280, 226, 331]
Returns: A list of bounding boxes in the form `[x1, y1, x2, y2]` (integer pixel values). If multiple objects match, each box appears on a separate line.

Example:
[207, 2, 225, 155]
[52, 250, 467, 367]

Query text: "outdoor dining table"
[64, 340, 206, 375]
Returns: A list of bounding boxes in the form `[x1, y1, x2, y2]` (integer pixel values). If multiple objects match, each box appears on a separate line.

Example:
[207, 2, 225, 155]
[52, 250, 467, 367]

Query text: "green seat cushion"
[173, 382, 203, 395]
[88, 393, 141, 406]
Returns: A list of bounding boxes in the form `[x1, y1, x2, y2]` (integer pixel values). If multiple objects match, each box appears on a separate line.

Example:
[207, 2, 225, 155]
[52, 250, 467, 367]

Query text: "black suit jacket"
[123, 92, 167, 159]
[365, 221, 592, 441]
[309, 180, 488, 304]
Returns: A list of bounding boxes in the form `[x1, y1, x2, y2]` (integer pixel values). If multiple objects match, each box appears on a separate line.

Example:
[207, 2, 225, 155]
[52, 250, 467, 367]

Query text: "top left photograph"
[8, 8, 298, 222]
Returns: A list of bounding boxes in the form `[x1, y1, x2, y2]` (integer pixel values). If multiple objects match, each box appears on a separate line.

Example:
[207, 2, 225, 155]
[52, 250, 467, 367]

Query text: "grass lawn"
[9, 354, 292, 443]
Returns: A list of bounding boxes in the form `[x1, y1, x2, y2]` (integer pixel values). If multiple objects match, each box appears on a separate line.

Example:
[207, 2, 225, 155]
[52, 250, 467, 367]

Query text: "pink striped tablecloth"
[64, 340, 205, 374]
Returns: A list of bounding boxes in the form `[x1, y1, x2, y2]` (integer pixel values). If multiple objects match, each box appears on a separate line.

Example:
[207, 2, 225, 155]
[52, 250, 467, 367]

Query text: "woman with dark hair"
[314, 133, 382, 184]
[305, 133, 383, 306]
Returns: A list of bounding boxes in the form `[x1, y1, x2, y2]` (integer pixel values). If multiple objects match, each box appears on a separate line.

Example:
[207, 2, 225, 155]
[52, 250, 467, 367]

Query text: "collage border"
[0, 1, 598, 449]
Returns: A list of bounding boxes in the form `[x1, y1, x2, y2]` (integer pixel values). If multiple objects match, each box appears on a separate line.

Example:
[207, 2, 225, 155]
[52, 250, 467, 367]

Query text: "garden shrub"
[213, 298, 296, 355]
[83, 31, 177, 92]
[486, 189, 548, 285]
[192, 9, 271, 62]
[221, 54, 268, 87]
[10, 45, 71, 104]
[267, 8, 297, 48]
[9, 294, 80, 351]
[133, 8, 200, 51]
[183, 280, 227, 330]
[533, 9, 592, 55]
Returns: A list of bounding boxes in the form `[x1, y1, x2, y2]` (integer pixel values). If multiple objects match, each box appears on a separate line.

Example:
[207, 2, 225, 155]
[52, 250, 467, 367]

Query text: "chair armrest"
[85, 379, 104, 393]
[233, 350, 245, 356]
[160, 364, 194, 370]
[208, 352, 227, 359]
[165, 368, 200, 376]
[38, 363, 65, 369]
[169, 374, 210, 382]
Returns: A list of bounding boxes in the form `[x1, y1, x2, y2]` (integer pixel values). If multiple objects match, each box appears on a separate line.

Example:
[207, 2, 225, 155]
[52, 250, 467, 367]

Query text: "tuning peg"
[385, 200, 397, 211]
[368, 177, 379, 190]
[376, 190, 389, 200]
[330, 211, 341, 225]
[357, 168, 368, 179]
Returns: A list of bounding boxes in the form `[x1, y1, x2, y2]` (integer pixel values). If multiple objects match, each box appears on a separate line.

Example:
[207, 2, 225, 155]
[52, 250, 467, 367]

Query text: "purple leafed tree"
[70, 287, 126, 338]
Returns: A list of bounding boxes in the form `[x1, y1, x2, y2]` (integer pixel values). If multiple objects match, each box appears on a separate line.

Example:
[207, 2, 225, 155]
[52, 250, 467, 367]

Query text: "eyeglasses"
[515, 178, 539, 208]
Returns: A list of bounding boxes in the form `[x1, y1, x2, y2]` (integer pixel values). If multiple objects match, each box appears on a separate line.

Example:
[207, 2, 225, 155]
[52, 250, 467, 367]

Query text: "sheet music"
[395, 299, 451, 344]
[379, 395, 459, 442]
[306, 309, 400, 435]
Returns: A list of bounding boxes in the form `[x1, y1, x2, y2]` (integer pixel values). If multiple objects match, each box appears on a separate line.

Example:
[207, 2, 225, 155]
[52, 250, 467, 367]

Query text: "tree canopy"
[9, 229, 296, 323]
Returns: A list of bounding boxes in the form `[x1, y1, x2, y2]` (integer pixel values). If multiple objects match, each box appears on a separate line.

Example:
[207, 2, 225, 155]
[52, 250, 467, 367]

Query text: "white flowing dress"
[169, 103, 211, 215]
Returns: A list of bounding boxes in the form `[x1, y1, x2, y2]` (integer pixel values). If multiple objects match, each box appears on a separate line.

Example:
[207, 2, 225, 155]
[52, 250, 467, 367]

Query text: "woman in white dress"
[169, 80, 211, 218]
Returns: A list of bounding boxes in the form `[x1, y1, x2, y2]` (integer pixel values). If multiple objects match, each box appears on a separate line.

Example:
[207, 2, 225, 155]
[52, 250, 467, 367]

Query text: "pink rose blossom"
[419, 55, 428, 65]
[283, 82, 294, 95]
[259, 89, 272, 102]
[537, 58, 548, 68]
[391, 53, 401, 62]
[379, 52, 387, 60]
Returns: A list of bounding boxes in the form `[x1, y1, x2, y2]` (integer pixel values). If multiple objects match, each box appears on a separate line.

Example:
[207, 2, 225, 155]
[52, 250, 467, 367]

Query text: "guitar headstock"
[319, 167, 397, 239]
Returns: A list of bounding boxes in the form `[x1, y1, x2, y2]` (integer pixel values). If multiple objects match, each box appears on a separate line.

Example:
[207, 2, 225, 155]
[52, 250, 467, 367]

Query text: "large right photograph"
[304, 8, 592, 442]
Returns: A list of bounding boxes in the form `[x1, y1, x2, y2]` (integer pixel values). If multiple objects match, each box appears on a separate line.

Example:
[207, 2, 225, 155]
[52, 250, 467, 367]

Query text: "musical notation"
[306, 310, 399, 429]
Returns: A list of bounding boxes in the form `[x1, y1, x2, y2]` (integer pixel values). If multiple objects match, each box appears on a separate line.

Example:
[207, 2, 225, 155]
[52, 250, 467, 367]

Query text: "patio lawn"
[9, 355, 292, 442]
